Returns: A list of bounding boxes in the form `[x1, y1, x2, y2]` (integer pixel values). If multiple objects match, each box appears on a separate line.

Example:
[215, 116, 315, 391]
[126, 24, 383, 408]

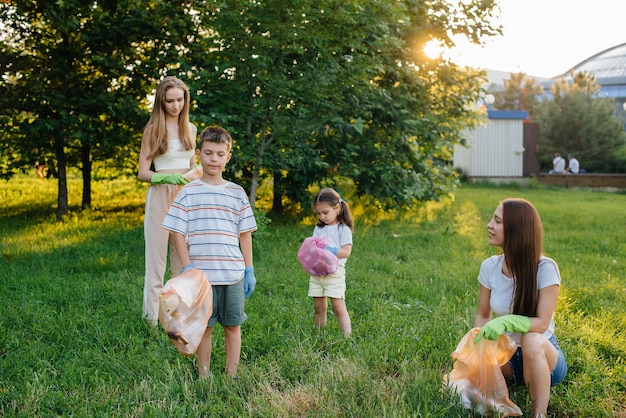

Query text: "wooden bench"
[533, 173, 626, 190]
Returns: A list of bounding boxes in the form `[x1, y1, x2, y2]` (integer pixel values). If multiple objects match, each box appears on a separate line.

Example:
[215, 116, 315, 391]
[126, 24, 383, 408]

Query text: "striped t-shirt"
[162, 180, 257, 285]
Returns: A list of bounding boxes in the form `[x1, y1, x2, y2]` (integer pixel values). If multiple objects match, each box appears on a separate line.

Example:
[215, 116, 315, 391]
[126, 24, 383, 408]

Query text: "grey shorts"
[208, 278, 248, 327]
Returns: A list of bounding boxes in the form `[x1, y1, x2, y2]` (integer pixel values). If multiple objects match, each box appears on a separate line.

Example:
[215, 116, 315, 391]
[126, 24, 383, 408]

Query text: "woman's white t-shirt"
[478, 254, 561, 345]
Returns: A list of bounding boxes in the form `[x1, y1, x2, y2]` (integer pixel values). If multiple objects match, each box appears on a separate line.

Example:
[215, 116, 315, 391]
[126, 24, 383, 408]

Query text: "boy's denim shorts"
[507, 335, 567, 387]
[207, 278, 248, 327]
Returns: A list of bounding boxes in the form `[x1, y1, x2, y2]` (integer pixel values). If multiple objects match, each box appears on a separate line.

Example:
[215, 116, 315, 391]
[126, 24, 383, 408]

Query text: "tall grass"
[1, 175, 624, 417]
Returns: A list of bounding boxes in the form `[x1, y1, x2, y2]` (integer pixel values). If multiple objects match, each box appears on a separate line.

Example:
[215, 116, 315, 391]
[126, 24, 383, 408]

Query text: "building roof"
[560, 43, 626, 83]
[487, 110, 528, 120]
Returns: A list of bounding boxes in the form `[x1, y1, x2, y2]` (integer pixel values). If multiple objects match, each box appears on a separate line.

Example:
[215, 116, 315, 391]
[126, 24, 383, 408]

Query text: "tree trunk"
[81, 143, 92, 210]
[249, 167, 259, 208]
[249, 144, 265, 208]
[272, 171, 283, 213]
[55, 138, 68, 221]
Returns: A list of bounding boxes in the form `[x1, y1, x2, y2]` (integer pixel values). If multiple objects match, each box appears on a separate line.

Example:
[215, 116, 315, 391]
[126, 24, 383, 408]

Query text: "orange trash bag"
[158, 268, 213, 356]
[182, 164, 203, 181]
[443, 327, 522, 417]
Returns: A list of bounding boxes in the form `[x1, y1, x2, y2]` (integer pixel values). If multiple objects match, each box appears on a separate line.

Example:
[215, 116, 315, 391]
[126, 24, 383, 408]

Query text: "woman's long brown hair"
[502, 198, 543, 316]
[145, 76, 194, 159]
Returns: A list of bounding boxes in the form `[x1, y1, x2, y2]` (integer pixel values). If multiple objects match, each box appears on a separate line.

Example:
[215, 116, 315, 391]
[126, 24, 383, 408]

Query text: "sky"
[446, 0, 626, 79]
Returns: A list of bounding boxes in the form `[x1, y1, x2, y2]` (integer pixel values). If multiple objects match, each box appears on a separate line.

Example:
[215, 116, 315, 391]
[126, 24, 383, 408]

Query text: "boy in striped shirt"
[162, 126, 257, 379]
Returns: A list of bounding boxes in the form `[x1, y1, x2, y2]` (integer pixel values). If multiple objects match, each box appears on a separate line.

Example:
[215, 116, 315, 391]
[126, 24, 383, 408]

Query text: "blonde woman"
[138, 76, 197, 326]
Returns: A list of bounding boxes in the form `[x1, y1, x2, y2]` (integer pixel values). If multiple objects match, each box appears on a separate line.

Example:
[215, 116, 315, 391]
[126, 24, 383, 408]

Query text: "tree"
[536, 71, 625, 172]
[2, 0, 502, 216]
[0, 0, 198, 219]
[186, 0, 500, 211]
[187, 0, 357, 208]
[490, 72, 544, 121]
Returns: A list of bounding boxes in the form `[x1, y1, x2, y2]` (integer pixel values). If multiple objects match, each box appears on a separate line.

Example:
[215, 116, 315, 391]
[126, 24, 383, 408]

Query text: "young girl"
[474, 198, 567, 417]
[308, 188, 354, 337]
[137, 76, 197, 327]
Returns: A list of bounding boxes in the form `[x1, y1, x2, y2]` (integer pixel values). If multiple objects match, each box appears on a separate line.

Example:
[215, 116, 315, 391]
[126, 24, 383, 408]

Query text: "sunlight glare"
[424, 39, 445, 59]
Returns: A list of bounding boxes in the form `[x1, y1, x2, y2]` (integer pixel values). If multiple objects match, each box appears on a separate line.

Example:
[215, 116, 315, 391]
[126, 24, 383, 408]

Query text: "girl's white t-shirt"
[312, 223, 353, 266]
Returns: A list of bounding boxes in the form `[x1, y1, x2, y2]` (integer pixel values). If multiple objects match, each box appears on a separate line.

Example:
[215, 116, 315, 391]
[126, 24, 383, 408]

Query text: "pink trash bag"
[158, 268, 213, 356]
[297, 237, 338, 276]
[443, 328, 522, 417]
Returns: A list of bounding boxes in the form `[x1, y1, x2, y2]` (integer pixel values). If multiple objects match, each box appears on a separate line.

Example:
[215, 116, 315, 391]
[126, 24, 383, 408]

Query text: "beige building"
[454, 110, 537, 182]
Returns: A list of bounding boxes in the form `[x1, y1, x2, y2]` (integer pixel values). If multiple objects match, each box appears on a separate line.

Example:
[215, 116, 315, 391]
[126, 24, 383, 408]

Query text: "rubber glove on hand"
[475, 314, 531, 343]
[324, 246, 339, 255]
[151, 173, 188, 185]
[244, 266, 256, 298]
[181, 263, 193, 273]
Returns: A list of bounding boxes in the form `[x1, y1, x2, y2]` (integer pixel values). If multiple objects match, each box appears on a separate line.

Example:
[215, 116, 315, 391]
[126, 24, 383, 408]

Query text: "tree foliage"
[490, 72, 544, 121]
[536, 71, 625, 172]
[186, 0, 498, 210]
[0, 0, 198, 219]
[1, 0, 502, 217]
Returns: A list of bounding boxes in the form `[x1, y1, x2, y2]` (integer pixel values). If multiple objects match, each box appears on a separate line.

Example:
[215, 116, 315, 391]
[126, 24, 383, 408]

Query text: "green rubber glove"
[475, 314, 531, 343]
[151, 173, 188, 185]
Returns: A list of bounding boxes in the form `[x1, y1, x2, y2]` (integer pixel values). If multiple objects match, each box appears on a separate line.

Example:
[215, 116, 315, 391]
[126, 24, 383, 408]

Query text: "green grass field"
[1, 175, 625, 417]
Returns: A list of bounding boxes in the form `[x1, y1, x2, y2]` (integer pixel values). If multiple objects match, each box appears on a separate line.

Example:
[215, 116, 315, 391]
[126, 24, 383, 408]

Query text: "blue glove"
[324, 246, 339, 255]
[181, 263, 193, 273]
[244, 266, 256, 298]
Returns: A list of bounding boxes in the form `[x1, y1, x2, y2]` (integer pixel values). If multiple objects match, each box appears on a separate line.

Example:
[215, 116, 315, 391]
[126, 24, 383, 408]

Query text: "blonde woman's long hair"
[145, 76, 194, 159]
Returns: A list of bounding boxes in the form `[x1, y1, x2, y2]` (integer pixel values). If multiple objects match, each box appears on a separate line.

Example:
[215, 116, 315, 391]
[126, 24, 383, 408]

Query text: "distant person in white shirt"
[565, 154, 580, 174]
[549, 153, 565, 174]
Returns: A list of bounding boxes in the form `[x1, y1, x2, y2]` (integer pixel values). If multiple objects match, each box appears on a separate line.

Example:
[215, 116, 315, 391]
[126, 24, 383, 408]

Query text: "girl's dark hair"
[502, 198, 543, 316]
[313, 188, 354, 232]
